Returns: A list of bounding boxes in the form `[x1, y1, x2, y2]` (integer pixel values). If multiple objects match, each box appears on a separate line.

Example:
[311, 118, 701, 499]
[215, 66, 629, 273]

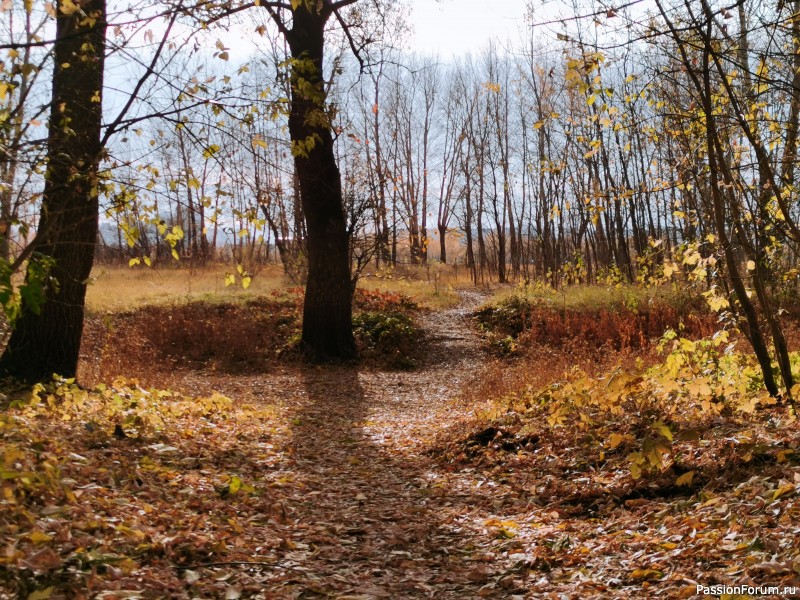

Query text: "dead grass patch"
[79, 289, 422, 386]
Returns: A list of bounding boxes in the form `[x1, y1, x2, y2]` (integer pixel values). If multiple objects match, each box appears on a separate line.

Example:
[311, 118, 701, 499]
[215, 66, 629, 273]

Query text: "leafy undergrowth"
[80, 288, 421, 384]
[0, 378, 299, 598]
[434, 331, 800, 596]
[474, 286, 718, 356]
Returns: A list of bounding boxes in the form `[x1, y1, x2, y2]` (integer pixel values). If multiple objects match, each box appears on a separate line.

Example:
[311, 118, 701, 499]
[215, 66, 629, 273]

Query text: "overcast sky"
[409, 0, 532, 57]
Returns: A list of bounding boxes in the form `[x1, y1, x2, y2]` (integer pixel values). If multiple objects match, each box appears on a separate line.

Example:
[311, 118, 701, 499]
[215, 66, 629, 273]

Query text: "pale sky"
[409, 0, 532, 57]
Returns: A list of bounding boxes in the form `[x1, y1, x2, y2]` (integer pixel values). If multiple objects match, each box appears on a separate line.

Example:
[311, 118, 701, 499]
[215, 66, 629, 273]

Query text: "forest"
[2, 0, 800, 597]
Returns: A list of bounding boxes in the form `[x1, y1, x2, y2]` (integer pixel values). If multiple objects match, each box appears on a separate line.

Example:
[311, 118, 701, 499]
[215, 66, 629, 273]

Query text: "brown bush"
[519, 303, 719, 351]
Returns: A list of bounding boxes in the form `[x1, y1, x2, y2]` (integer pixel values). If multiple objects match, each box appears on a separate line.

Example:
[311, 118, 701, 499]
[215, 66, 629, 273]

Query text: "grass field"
[85, 262, 464, 313]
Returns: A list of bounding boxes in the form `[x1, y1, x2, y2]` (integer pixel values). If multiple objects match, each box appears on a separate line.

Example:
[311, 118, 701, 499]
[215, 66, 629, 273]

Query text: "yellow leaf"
[608, 433, 627, 449]
[659, 541, 678, 550]
[27, 588, 54, 600]
[683, 251, 700, 266]
[587, 94, 597, 106]
[227, 518, 245, 533]
[128, 258, 140, 267]
[676, 471, 695, 486]
[115, 525, 147, 540]
[242, 277, 252, 289]
[630, 568, 663, 580]
[60, 0, 79, 14]
[773, 483, 796, 500]
[29, 530, 53, 544]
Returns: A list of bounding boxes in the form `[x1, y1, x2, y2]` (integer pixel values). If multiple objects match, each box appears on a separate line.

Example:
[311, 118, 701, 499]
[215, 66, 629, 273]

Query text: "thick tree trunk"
[0, 0, 105, 383]
[286, 5, 355, 360]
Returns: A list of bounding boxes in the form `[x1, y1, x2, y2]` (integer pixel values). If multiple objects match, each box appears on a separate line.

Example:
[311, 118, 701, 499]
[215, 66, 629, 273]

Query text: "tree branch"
[264, 4, 292, 40]
[333, 6, 365, 72]
[102, 3, 182, 145]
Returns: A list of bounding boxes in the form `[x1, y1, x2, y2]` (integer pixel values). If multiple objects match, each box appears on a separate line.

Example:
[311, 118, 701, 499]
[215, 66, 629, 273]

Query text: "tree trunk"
[438, 224, 447, 264]
[0, 0, 106, 383]
[285, 5, 355, 360]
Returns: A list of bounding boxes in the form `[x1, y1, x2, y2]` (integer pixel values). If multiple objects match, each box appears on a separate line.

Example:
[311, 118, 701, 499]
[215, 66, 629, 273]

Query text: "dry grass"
[486, 281, 700, 314]
[86, 262, 466, 313]
[79, 287, 423, 386]
[466, 281, 719, 408]
[85, 264, 290, 313]
[358, 263, 466, 309]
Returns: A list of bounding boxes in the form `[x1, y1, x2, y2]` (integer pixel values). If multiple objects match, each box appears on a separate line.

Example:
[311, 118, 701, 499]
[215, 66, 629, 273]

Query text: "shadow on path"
[263, 293, 512, 598]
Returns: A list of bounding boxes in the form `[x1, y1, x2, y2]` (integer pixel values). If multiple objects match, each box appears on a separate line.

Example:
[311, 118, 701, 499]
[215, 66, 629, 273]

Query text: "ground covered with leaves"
[2, 289, 800, 598]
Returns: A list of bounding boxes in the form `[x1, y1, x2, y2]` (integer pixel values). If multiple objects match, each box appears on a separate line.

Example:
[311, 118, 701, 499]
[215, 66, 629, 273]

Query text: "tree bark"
[0, 0, 106, 383]
[284, 4, 356, 360]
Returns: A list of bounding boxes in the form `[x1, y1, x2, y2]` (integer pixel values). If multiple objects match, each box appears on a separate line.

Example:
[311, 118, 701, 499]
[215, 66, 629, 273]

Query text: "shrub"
[473, 289, 717, 354]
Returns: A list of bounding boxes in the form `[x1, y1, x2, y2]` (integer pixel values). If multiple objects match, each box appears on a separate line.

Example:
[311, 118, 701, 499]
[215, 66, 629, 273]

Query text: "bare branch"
[264, 4, 292, 40]
[102, 3, 183, 145]
[333, 6, 365, 72]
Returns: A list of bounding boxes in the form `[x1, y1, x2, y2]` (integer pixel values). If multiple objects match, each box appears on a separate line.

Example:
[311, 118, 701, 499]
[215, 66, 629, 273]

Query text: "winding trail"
[251, 290, 520, 598]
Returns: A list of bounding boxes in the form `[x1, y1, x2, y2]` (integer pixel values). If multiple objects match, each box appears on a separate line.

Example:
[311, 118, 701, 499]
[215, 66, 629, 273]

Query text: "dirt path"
[162, 292, 540, 600]
[225, 290, 524, 599]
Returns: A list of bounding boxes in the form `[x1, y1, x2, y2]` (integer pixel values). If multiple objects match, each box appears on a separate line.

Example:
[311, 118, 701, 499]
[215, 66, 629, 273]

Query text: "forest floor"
[3, 289, 800, 598]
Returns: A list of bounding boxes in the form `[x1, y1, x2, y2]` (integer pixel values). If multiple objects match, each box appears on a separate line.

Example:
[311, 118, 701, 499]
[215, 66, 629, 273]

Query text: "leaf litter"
[2, 290, 800, 598]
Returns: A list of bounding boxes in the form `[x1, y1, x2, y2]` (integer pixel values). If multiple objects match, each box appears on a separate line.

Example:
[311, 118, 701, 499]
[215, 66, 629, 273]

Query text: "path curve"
[255, 289, 518, 599]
